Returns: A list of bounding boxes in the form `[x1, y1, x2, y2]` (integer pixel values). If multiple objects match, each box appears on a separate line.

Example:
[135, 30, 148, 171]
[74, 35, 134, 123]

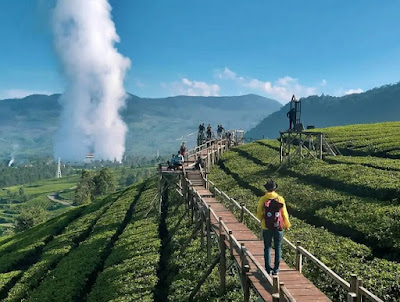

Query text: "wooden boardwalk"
[159, 138, 383, 302]
[186, 169, 330, 301]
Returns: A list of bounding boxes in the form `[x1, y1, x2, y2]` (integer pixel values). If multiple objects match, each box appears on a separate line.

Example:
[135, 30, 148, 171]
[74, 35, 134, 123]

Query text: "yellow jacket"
[256, 192, 291, 230]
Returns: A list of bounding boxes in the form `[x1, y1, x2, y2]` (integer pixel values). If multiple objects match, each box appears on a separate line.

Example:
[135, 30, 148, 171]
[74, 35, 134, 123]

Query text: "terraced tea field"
[317, 121, 400, 158]
[209, 126, 400, 301]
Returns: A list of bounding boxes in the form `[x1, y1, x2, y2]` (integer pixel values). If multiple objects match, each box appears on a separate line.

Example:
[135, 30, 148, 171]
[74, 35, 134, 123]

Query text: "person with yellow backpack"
[256, 180, 291, 275]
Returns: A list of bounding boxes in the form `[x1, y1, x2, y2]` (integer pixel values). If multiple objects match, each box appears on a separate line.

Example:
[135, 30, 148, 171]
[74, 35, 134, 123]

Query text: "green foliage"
[0, 208, 83, 274]
[165, 189, 244, 302]
[87, 180, 160, 302]
[0, 271, 21, 297]
[14, 207, 48, 232]
[93, 168, 116, 196]
[209, 141, 400, 301]
[74, 168, 117, 206]
[4, 196, 113, 302]
[316, 122, 400, 158]
[73, 170, 95, 205]
[26, 185, 143, 301]
[0, 163, 77, 189]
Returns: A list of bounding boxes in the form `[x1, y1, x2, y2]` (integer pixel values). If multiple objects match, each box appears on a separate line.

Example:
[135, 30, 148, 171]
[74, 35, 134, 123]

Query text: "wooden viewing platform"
[158, 137, 384, 302]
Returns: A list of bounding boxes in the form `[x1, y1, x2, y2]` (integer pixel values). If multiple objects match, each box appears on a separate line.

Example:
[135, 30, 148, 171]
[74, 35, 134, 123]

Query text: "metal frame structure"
[279, 131, 339, 163]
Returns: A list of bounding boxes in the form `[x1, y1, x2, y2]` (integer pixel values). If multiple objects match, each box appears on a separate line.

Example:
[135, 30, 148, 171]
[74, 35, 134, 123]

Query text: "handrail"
[280, 285, 296, 302]
[283, 237, 297, 250]
[359, 286, 384, 302]
[297, 246, 350, 290]
[243, 206, 260, 223]
[245, 249, 273, 285]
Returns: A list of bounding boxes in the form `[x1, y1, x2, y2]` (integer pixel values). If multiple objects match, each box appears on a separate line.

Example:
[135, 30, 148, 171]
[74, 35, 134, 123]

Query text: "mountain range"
[0, 94, 281, 161]
[246, 82, 400, 139]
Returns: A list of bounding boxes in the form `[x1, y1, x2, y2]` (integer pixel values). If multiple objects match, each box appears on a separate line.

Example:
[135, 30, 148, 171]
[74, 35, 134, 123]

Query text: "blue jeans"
[263, 229, 283, 273]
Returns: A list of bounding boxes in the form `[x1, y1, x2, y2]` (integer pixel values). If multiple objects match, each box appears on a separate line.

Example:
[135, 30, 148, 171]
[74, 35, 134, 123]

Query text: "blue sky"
[1, 0, 399, 103]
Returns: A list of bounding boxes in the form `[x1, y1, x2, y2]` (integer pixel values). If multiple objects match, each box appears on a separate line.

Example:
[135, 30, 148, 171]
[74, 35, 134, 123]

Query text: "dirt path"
[0, 223, 14, 228]
[47, 193, 73, 207]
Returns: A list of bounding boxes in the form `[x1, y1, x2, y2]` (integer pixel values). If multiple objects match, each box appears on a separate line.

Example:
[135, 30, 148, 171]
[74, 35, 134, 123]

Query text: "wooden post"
[299, 133, 302, 158]
[279, 282, 285, 301]
[243, 264, 250, 302]
[190, 196, 194, 224]
[279, 134, 283, 163]
[218, 216, 223, 234]
[200, 211, 204, 249]
[347, 293, 357, 302]
[240, 243, 247, 276]
[240, 203, 245, 223]
[186, 188, 191, 213]
[295, 241, 303, 273]
[219, 234, 226, 294]
[272, 293, 279, 302]
[288, 132, 291, 164]
[357, 279, 363, 302]
[350, 274, 359, 301]
[272, 275, 280, 294]
[206, 206, 211, 263]
[229, 230, 233, 258]
[319, 133, 323, 159]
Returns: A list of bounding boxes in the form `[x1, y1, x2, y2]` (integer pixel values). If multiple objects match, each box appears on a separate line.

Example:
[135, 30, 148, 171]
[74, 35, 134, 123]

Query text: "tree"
[93, 168, 116, 197]
[15, 206, 48, 232]
[18, 187, 24, 197]
[74, 170, 94, 205]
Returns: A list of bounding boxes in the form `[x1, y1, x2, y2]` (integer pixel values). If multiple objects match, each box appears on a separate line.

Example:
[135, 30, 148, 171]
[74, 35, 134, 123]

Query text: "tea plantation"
[209, 122, 400, 301]
[0, 121, 399, 301]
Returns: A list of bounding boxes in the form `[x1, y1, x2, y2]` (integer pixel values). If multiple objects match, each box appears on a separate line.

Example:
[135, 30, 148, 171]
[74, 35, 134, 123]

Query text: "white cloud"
[0, 89, 53, 99]
[243, 76, 317, 103]
[345, 88, 363, 95]
[163, 78, 220, 97]
[321, 79, 327, 86]
[134, 80, 146, 88]
[215, 67, 317, 103]
[215, 67, 243, 80]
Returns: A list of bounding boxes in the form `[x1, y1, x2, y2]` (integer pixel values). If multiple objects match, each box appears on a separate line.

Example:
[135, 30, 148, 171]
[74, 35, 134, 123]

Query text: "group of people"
[198, 123, 225, 145]
[167, 142, 186, 170]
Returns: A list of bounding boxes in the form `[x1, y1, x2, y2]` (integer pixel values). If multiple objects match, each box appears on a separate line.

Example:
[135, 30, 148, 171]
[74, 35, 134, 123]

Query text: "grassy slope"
[209, 123, 400, 301]
[0, 176, 245, 301]
[0, 166, 156, 237]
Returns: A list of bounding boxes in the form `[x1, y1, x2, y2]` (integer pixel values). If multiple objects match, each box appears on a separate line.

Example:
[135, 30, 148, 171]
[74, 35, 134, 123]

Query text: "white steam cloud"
[52, 0, 130, 162]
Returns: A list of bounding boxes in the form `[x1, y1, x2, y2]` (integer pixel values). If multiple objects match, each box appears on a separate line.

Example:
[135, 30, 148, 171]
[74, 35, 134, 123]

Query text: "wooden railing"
[183, 178, 295, 302]
[197, 178, 384, 302]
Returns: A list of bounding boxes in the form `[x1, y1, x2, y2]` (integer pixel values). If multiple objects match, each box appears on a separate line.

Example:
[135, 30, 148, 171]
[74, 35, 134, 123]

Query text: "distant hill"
[0, 94, 281, 161]
[246, 82, 400, 139]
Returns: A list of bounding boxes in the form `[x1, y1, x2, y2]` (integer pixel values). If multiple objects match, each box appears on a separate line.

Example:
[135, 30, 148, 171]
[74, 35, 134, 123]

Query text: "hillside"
[0, 166, 154, 236]
[0, 178, 246, 301]
[1, 122, 399, 301]
[0, 93, 281, 161]
[246, 82, 400, 139]
[209, 122, 400, 301]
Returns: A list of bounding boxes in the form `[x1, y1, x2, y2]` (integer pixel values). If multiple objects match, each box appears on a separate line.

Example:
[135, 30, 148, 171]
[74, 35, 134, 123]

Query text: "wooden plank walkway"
[186, 168, 330, 302]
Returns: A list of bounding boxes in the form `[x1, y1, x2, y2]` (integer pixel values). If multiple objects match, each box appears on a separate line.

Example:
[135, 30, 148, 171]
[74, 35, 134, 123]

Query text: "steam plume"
[52, 0, 130, 162]
[8, 156, 14, 167]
